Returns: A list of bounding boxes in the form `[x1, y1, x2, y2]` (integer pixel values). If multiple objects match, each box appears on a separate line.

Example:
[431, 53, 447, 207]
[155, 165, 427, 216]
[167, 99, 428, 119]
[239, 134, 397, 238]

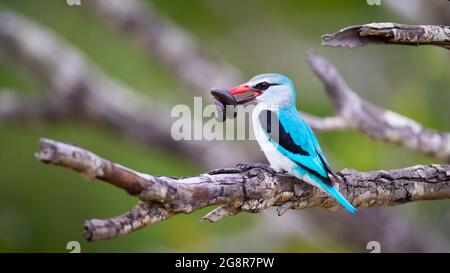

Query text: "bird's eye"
[254, 81, 271, 90]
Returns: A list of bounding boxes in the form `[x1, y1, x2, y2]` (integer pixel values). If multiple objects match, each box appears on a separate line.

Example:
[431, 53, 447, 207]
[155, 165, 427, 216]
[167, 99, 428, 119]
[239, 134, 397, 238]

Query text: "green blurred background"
[0, 0, 449, 252]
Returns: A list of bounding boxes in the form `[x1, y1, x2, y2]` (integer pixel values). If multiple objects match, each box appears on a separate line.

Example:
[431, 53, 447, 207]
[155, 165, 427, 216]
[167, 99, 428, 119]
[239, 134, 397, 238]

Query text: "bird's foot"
[277, 169, 290, 175]
[237, 163, 275, 173]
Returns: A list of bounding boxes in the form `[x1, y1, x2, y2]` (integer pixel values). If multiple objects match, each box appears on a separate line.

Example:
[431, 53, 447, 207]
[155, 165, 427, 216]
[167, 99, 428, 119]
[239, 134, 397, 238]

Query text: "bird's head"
[229, 73, 296, 107]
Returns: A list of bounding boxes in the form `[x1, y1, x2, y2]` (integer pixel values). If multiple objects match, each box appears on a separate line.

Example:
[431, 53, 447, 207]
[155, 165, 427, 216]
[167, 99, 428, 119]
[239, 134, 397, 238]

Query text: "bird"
[227, 73, 357, 214]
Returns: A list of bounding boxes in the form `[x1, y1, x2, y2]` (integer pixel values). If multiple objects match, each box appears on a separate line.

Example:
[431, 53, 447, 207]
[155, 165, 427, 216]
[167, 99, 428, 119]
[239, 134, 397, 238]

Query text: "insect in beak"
[210, 84, 262, 122]
[210, 87, 237, 122]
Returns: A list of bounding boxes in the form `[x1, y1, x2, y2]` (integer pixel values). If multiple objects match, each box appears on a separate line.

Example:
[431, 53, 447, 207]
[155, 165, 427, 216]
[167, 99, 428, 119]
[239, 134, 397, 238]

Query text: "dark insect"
[214, 100, 226, 122]
[210, 87, 237, 122]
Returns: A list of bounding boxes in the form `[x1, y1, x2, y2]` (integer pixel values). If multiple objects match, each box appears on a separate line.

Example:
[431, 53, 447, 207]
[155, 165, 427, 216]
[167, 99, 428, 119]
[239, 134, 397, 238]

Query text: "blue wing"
[259, 107, 332, 184]
[258, 107, 357, 214]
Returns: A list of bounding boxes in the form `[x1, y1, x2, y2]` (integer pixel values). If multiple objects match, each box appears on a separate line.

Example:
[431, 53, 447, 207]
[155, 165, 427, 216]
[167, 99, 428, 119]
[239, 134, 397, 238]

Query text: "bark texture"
[322, 23, 450, 49]
[36, 138, 450, 242]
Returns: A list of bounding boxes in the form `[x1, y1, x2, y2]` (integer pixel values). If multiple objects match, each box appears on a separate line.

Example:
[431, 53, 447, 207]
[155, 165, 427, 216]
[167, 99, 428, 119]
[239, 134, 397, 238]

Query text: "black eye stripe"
[254, 81, 279, 90]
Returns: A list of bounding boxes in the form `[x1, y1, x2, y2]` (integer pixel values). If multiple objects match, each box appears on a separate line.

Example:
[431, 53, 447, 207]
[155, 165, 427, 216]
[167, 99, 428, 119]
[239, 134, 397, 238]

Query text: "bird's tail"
[318, 180, 357, 214]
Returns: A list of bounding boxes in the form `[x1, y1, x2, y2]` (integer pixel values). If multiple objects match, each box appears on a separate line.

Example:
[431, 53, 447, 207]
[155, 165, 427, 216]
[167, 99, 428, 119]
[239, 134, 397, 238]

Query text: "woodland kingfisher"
[228, 73, 357, 214]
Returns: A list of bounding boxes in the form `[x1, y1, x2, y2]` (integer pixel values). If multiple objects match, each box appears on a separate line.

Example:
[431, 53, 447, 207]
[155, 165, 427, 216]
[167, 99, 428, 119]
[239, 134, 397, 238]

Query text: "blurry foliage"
[0, 0, 449, 252]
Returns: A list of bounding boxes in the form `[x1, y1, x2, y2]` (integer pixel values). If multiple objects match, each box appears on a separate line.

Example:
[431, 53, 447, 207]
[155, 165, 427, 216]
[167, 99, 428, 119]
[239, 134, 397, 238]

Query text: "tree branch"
[305, 52, 450, 162]
[85, 0, 239, 95]
[322, 23, 450, 49]
[0, 9, 248, 168]
[35, 138, 450, 242]
[0, 91, 66, 121]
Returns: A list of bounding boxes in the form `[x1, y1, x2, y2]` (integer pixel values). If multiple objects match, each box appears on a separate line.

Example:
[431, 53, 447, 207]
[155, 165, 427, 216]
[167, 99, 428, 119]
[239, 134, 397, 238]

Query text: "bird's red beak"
[228, 84, 261, 104]
[229, 84, 252, 95]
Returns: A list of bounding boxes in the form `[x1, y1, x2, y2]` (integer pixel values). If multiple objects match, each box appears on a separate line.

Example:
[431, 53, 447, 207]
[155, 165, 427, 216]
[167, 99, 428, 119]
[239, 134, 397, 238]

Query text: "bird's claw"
[277, 169, 290, 175]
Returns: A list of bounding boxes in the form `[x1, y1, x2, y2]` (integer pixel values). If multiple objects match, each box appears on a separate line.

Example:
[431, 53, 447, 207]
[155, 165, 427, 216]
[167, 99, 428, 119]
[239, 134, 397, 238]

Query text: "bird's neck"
[256, 101, 296, 112]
